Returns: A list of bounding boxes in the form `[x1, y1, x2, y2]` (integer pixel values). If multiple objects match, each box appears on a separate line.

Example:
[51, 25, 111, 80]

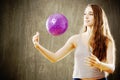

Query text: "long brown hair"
[83, 4, 115, 61]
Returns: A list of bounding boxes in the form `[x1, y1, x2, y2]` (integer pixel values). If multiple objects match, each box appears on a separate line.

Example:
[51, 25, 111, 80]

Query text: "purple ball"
[46, 13, 68, 36]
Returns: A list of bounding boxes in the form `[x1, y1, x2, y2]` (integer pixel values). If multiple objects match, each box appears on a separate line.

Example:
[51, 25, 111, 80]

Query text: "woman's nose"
[84, 14, 89, 19]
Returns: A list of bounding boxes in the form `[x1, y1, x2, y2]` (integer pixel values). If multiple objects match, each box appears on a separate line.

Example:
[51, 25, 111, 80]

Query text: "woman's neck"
[86, 26, 92, 36]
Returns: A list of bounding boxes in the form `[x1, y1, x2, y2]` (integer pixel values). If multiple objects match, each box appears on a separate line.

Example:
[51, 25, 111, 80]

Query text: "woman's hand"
[32, 32, 40, 48]
[85, 53, 101, 68]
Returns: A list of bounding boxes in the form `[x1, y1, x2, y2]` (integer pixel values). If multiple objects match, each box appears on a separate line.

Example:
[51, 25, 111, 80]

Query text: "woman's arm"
[86, 41, 115, 73]
[32, 32, 76, 63]
[99, 41, 115, 73]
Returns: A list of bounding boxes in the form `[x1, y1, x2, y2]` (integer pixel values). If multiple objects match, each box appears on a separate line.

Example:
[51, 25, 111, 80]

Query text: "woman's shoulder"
[68, 34, 81, 46]
[70, 34, 81, 40]
[106, 38, 115, 48]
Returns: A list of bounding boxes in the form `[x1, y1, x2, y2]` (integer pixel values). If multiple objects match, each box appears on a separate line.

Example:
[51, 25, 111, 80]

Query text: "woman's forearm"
[34, 42, 57, 63]
[99, 62, 115, 73]
[33, 35, 75, 63]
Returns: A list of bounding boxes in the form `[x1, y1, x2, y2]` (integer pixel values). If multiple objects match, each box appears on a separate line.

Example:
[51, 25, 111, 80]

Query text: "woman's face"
[84, 6, 94, 27]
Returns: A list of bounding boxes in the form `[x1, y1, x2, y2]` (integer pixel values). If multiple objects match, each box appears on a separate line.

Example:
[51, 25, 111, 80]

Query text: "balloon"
[46, 13, 68, 36]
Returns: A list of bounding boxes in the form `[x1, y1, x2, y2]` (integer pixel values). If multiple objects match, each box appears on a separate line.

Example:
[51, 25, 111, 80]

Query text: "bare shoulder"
[107, 39, 115, 55]
[106, 39, 116, 64]
[69, 34, 80, 41]
[68, 34, 81, 48]
[107, 39, 114, 48]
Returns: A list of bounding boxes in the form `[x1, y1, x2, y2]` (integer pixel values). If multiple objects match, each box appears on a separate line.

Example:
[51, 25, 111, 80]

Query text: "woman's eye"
[89, 14, 93, 15]
[89, 13, 94, 15]
[84, 13, 93, 16]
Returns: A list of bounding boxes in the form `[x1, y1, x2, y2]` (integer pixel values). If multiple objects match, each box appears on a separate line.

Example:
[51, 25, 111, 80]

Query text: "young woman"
[32, 4, 116, 80]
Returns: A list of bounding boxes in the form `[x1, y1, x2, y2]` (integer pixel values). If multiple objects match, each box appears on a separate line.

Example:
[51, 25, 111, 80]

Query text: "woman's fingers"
[32, 32, 40, 44]
[36, 32, 39, 41]
[85, 58, 94, 67]
[88, 56, 96, 61]
[85, 54, 100, 68]
[90, 53, 97, 58]
[86, 56, 96, 64]
[36, 32, 39, 35]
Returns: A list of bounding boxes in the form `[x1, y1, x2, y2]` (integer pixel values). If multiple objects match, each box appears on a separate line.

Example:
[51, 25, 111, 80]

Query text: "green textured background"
[0, 0, 120, 80]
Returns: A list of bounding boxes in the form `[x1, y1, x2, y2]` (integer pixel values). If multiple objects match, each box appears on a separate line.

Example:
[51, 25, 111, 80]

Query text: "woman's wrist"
[98, 62, 103, 72]
[34, 42, 40, 49]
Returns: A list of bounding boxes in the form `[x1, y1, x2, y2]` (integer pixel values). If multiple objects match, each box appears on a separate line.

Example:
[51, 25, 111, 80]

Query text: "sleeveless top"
[72, 37, 105, 79]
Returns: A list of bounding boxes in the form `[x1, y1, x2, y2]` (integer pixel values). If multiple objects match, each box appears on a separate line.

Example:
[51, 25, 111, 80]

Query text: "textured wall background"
[0, 0, 120, 80]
